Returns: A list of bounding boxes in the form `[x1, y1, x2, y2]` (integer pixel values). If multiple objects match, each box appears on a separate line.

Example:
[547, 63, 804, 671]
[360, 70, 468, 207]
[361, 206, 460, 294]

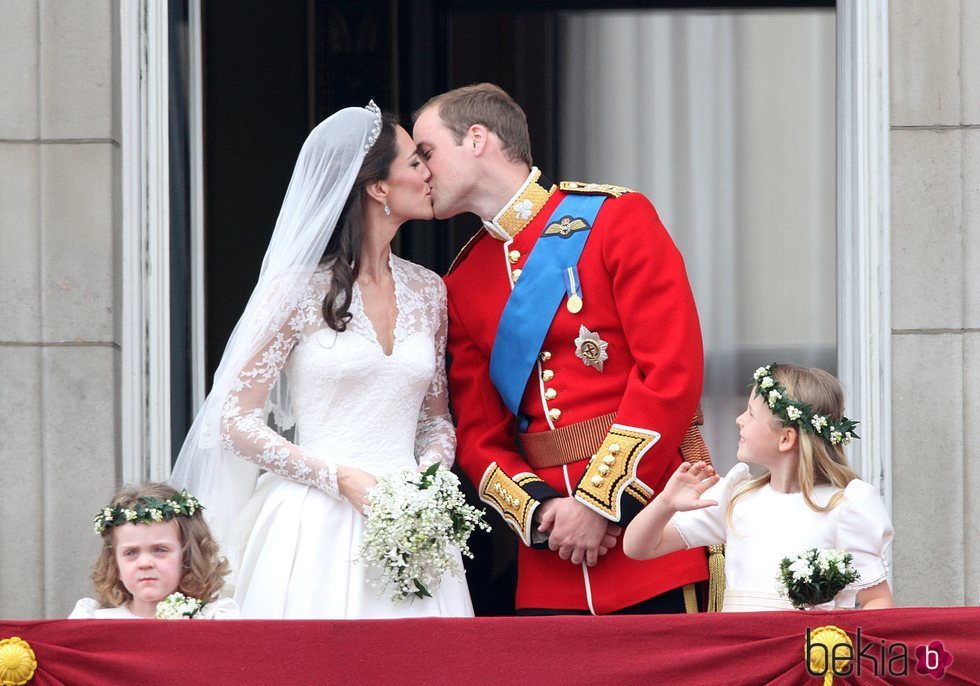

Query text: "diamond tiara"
[365, 100, 382, 152]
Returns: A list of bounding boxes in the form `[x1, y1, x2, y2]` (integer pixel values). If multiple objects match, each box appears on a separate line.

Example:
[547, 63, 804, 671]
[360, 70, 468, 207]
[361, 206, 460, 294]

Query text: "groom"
[414, 83, 709, 615]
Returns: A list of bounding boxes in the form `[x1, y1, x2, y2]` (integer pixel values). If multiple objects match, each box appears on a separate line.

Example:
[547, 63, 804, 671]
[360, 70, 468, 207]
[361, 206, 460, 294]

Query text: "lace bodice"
[220, 254, 455, 499]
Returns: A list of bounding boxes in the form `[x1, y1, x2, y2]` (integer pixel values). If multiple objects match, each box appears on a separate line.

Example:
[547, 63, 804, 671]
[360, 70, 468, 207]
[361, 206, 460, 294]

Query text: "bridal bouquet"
[155, 592, 206, 619]
[777, 548, 860, 609]
[358, 463, 490, 603]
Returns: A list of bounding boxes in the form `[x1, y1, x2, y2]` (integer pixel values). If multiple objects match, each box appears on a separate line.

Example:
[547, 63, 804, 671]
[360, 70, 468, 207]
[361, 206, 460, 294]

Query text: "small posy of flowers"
[751, 364, 859, 446]
[93, 491, 201, 535]
[155, 592, 206, 619]
[776, 548, 860, 609]
[358, 463, 491, 604]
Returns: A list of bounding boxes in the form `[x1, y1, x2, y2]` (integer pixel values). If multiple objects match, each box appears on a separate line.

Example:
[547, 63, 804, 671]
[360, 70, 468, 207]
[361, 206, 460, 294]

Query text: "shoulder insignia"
[446, 228, 484, 276]
[559, 180, 635, 198]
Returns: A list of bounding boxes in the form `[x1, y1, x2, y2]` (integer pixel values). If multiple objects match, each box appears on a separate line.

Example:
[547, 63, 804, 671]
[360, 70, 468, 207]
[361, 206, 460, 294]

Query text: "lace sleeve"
[415, 279, 457, 469]
[219, 306, 339, 499]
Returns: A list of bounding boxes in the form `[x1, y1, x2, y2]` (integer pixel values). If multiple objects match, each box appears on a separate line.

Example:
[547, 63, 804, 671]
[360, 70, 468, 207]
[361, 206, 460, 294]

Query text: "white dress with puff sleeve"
[221, 255, 473, 618]
[671, 463, 893, 611]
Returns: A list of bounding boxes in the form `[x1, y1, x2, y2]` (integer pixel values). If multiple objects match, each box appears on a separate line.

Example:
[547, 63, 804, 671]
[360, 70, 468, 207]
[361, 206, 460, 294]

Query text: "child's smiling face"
[113, 519, 183, 617]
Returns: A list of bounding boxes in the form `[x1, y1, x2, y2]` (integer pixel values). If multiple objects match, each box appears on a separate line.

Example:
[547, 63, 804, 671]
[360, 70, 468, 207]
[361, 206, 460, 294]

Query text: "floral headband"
[752, 364, 859, 446]
[93, 490, 202, 535]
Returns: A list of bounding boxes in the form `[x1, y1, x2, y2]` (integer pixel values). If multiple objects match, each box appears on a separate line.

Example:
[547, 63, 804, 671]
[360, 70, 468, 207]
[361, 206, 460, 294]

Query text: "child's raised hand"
[659, 461, 720, 512]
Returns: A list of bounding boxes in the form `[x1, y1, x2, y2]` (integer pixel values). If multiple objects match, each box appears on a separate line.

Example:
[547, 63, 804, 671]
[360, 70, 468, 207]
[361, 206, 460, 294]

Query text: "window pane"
[558, 9, 836, 472]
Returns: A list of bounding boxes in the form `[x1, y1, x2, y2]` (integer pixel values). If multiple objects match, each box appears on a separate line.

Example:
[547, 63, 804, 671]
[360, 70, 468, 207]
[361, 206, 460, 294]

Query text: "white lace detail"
[219, 254, 456, 497]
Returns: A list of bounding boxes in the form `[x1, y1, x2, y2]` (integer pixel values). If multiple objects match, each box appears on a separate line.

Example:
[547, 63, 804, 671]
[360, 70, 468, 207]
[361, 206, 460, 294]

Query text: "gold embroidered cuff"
[479, 463, 541, 546]
[625, 480, 653, 506]
[573, 424, 660, 521]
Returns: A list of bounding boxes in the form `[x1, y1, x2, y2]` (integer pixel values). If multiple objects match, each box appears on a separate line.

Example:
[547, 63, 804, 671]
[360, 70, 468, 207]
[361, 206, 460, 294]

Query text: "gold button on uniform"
[603, 454, 616, 465]
[549, 408, 562, 421]
[542, 369, 555, 382]
[608, 444, 621, 454]
[544, 388, 557, 401]
[511, 268, 522, 282]
[598, 464, 610, 476]
[508, 250, 521, 263]
[591, 475, 604, 487]
[539, 351, 552, 362]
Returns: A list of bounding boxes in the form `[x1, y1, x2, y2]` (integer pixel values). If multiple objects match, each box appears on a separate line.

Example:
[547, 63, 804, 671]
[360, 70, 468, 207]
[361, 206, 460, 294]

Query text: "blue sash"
[489, 194, 606, 417]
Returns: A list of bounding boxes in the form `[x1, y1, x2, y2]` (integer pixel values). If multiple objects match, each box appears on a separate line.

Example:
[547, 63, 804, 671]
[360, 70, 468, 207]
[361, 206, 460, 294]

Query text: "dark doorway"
[201, 2, 562, 615]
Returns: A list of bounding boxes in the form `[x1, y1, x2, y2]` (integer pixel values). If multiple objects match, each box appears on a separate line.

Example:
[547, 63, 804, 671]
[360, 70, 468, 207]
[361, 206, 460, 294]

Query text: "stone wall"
[890, 0, 979, 606]
[0, 0, 120, 618]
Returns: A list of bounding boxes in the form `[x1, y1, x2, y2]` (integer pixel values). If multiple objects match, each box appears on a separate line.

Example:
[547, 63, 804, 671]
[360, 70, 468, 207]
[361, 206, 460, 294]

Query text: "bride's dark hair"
[320, 112, 399, 332]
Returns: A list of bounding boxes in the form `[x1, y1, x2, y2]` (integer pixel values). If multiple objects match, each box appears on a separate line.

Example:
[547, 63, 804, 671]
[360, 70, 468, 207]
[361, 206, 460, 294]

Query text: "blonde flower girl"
[624, 364, 894, 611]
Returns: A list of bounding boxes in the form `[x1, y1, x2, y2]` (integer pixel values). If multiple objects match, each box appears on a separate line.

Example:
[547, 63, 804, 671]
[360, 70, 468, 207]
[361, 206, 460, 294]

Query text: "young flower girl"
[69, 483, 238, 619]
[623, 364, 894, 611]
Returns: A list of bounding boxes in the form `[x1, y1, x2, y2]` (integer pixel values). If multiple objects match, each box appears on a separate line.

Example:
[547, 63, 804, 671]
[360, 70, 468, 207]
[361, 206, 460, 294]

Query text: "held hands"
[536, 497, 622, 567]
[337, 465, 378, 515]
[659, 461, 720, 513]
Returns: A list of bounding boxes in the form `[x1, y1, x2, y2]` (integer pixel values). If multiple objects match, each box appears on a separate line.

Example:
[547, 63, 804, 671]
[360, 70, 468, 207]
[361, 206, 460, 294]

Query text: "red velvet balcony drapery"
[2, 607, 978, 685]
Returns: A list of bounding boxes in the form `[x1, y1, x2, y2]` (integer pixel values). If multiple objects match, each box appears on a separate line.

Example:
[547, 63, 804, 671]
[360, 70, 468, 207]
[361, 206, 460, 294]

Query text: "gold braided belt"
[519, 412, 617, 469]
[518, 409, 712, 470]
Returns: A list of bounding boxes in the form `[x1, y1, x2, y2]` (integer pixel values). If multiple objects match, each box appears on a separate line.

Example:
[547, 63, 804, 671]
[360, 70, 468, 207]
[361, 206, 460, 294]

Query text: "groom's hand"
[537, 497, 621, 567]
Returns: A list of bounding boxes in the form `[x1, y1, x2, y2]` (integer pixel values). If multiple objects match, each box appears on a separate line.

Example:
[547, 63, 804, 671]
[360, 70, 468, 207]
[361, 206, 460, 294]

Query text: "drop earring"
[383, 200, 391, 216]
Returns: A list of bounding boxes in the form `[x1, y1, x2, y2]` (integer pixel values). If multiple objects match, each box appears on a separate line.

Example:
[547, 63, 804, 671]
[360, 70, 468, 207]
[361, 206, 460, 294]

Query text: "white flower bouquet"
[155, 592, 206, 619]
[777, 548, 860, 609]
[358, 463, 490, 603]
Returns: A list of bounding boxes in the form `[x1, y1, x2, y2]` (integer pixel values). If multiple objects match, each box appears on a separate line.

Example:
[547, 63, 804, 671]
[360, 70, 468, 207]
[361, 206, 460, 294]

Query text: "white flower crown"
[752, 364, 859, 446]
[93, 490, 202, 535]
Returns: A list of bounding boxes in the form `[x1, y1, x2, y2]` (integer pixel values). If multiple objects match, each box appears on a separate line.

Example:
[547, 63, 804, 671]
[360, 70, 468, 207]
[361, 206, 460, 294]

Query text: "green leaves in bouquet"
[419, 462, 441, 488]
[777, 548, 861, 609]
[413, 580, 433, 599]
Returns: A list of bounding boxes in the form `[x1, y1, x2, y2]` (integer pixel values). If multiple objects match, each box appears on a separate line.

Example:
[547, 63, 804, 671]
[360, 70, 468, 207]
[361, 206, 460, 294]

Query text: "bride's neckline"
[353, 252, 401, 357]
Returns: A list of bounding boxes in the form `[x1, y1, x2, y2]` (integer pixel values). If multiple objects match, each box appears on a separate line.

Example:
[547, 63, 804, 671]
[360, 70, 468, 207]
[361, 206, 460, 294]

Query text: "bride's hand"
[337, 465, 378, 515]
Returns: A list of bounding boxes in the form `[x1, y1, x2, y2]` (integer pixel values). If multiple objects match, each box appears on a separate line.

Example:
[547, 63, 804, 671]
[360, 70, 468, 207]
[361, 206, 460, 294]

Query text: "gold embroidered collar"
[482, 167, 557, 241]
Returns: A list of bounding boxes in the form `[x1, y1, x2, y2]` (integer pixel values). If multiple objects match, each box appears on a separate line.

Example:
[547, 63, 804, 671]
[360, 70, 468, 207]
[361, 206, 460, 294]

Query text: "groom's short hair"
[415, 83, 532, 167]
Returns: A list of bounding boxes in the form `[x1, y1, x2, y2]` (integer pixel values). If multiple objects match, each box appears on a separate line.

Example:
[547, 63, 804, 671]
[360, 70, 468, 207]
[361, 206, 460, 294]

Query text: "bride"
[171, 102, 473, 618]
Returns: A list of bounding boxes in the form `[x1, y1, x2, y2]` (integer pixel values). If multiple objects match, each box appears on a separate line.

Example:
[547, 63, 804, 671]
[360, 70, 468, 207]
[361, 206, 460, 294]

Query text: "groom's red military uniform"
[444, 169, 709, 613]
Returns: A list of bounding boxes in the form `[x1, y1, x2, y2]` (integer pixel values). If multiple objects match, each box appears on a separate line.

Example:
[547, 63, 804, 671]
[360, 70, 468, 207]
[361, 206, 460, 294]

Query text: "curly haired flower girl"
[623, 364, 894, 612]
[69, 483, 239, 619]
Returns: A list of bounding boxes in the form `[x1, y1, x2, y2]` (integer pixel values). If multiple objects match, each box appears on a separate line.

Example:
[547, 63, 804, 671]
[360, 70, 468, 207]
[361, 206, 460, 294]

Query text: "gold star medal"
[574, 325, 608, 372]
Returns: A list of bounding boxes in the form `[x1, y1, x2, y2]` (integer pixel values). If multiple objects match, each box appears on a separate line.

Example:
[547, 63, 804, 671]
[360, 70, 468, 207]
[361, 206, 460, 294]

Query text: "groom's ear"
[364, 179, 387, 204]
[468, 124, 489, 156]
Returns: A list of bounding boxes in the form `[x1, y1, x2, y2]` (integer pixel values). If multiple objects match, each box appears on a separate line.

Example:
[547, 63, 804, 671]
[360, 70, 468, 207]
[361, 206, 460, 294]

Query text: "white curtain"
[559, 10, 836, 472]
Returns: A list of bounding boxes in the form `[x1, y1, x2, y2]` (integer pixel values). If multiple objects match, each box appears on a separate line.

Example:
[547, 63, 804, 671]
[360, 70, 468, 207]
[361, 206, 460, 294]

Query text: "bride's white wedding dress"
[221, 254, 474, 618]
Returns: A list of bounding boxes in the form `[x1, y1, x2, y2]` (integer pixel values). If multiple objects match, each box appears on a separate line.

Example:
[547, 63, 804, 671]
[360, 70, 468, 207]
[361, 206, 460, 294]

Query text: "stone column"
[0, 0, 121, 618]
[890, 0, 979, 606]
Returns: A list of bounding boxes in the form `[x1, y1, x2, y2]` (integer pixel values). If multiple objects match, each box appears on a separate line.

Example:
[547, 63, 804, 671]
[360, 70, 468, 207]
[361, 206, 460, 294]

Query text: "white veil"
[170, 102, 383, 551]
